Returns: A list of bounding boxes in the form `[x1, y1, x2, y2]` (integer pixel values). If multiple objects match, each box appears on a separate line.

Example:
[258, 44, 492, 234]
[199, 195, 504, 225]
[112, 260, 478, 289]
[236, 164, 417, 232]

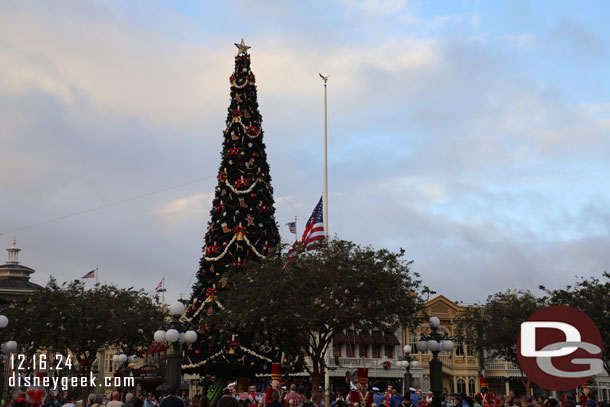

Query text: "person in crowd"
[473, 396, 482, 407]
[123, 393, 136, 407]
[584, 394, 596, 407]
[106, 392, 123, 407]
[181, 392, 191, 407]
[285, 385, 299, 407]
[389, 390, 404, 407]
[373, 388, 385, 407]
[299, 392, 318, 407]
[220, 398, 240, 407]
[90, 395, 105, 407]
[191, 394, 201, 407]
[62, 395, 76, 407]
[266, 392, 283, 407]
[410, 389, 422, 407]
[160, 389, 185, 407]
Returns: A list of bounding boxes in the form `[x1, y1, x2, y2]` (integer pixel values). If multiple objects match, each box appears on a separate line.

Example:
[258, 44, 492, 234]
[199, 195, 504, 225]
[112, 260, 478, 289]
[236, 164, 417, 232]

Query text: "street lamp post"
[397, 345, 419, 395]
[0, 315, 18, 401]
[415, 317, 454, 406]
[153, 302, 197, 392]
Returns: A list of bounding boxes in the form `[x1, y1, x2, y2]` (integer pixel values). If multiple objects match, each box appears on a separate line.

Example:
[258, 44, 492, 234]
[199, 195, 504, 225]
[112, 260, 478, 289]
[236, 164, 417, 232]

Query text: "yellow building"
[403, 295, 482, 396]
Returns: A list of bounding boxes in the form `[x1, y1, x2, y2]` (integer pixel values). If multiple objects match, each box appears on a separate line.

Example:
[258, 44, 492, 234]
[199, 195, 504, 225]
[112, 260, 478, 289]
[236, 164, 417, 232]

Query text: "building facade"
[0, 239, 41, 302]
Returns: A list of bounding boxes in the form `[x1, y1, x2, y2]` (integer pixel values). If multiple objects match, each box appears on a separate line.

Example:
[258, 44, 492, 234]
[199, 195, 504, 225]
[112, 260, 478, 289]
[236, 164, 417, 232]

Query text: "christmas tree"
[182, 40, 281, 378]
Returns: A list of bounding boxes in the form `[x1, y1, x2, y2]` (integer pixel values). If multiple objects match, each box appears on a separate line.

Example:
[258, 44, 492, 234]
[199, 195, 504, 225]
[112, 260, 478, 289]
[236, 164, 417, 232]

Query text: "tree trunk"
[311, 357, 321, 405]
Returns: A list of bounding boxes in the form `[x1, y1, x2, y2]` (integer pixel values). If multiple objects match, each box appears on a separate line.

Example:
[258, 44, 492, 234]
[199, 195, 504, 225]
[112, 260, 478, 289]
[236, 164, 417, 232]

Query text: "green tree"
[210, 239, 422, 402]
[456, 290, 543, 395]
[540, 272, 610, 373]
[1, 278, 164, 400]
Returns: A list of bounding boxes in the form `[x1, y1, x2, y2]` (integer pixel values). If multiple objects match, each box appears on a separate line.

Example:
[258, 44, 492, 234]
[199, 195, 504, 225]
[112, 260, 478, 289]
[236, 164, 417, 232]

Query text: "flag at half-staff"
[286, 197, 325, 261]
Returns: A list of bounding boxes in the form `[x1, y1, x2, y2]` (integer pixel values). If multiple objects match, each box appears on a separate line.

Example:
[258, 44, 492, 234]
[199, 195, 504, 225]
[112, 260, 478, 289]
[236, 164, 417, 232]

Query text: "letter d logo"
[520, 321, 580, 357]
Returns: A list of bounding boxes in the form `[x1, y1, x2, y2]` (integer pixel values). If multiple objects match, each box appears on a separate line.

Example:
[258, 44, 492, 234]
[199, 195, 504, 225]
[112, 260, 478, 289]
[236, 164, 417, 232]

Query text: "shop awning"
[333, 331, 349, 344]
[346, 329, 363, 344]
[371, 331, 389, 345]
[359, 331, 375, 345]
[384, 332, 401, 346]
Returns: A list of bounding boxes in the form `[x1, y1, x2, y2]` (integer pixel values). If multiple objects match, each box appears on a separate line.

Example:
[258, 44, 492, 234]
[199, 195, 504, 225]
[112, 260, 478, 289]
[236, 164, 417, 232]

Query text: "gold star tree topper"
[234, 38, 251, 56]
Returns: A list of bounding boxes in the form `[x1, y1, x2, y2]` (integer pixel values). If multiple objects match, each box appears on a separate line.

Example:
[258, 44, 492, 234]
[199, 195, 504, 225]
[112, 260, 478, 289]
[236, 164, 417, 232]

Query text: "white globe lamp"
[416, 340, 428, 352]
[5, 341, 17, 353]
[185, 330, 198, 344]
[154, 330, 166, 343]
[165, 329, 180, 343]
[169, 302, 185, 317]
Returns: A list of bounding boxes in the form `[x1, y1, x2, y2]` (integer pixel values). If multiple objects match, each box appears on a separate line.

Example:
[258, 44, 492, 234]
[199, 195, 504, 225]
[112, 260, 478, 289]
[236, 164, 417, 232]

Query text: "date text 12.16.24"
[11, 354, 73, 371]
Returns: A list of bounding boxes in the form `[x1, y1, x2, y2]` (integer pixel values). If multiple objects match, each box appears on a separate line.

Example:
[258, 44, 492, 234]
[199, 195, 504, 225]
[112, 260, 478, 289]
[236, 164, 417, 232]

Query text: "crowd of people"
[4, 388, 202, 407]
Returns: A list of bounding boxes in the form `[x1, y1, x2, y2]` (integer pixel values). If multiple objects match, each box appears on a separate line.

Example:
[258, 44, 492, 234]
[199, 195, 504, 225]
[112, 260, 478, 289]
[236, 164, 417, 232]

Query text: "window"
[358, 344, 368, 358]
[467, 346, 475, 356]
[333, 344, 342, 357]
[457, 379, 466, 394]
[409, 332, 418, 352]
[468, 379, 475, 395]
[456, 345, 464, 356]
[346, 344, 355, 357]
[384, 345, 394, 359]
[372, 345, 381, 358]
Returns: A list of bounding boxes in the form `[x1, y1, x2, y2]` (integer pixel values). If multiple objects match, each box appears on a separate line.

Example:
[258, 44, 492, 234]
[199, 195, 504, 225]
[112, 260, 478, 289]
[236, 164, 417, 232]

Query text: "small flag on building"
[286, 222, 297, 234]
[81, 270, 95, 279]
[155, 279, 165, 292]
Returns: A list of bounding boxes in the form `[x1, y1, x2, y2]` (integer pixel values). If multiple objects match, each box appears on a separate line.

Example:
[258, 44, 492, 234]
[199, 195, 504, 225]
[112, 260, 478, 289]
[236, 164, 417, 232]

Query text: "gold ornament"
[236, 231, 244, 241]
[228, 347, 236, 355]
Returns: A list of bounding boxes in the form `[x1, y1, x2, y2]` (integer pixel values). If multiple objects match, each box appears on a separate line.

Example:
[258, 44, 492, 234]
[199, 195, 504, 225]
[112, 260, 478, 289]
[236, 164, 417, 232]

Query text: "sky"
[0, 0, 609, 304]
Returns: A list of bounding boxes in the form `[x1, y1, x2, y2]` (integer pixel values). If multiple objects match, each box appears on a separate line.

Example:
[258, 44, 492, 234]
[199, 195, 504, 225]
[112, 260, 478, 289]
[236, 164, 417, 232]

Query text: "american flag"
[155, 279, 164, 291]
[81, 270, 95, 279]
[301, 196, 325, 250]
[286, 222, 297, 234]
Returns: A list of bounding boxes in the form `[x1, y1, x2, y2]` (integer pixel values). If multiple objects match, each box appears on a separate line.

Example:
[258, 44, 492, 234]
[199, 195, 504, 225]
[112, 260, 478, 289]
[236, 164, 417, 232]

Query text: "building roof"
[0, 240, 42, 302]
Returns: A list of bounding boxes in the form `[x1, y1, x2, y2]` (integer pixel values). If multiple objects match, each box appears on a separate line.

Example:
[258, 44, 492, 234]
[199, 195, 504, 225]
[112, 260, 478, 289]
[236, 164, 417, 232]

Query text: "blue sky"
[0, 0, 609, 303]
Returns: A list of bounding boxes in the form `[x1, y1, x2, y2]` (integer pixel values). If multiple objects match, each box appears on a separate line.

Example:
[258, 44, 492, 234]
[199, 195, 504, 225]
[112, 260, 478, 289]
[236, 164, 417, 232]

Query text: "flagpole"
[95, 265, 98, 285]
[320, 72, 330, 407]
[320, 74, 329, 239]
[294, 216, 298, 243]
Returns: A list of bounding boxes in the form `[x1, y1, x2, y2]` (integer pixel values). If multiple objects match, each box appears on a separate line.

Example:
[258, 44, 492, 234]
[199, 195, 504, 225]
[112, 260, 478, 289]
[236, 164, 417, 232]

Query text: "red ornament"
[250, 193, 256, 199]
[195, 349, 201, 355]
[247, 125, 259, 136]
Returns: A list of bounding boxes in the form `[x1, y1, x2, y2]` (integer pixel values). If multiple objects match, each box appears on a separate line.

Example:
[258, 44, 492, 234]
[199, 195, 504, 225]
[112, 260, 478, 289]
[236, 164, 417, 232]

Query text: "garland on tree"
[182, 39, 282, 378]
